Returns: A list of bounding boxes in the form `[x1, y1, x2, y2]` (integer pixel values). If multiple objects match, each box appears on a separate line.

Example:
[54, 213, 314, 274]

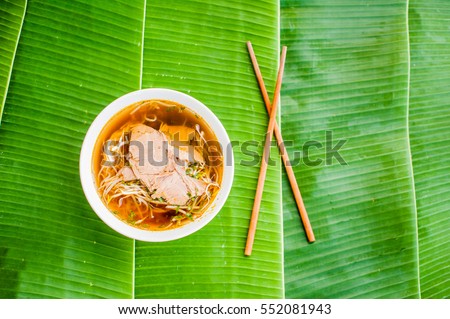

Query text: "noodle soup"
[93, 99, 223, 231]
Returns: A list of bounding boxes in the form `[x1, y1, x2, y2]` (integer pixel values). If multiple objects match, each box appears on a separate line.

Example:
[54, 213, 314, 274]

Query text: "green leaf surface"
[0, 0, 26, 123]
[1, 0, 449, 299]
[281, 0, 420, 298]
[409, 0, 450, 298]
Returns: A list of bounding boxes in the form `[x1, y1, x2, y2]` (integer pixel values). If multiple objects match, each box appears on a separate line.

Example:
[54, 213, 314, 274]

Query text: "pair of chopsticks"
[245, 41, 315, 256]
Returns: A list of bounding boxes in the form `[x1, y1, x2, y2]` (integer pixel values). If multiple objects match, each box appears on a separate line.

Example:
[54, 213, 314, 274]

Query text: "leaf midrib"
[405, 0, 422, 299]
[128, 0, 148, 300]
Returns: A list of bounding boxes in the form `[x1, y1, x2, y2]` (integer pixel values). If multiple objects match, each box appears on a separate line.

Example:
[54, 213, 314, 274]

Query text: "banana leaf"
[135, 0, 282, 298]
[0, 0, 449, 299]
[281, 0, 449, 298]
[281, 0, 419, 299]
[409, 0, 450, 298]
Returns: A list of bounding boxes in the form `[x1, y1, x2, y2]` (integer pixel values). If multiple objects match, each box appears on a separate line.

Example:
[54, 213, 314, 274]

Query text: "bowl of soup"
[80, 88, 234, 241]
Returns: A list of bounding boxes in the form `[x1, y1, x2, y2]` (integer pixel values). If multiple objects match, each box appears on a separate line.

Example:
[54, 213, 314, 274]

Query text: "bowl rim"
[79, 88, 234, 241]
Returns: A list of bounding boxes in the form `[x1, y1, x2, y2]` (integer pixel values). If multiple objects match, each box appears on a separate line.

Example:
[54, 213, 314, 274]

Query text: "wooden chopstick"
[246, 41, 315, 244]
[245, 45, 287, 256]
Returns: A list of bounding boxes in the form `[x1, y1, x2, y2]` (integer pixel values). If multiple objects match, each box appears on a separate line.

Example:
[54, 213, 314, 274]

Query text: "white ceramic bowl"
[79, 88, 234, 241]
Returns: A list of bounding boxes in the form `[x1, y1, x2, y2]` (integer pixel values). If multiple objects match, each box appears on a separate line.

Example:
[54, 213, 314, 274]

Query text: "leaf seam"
[276, 0, 286, 299]
[133, 0, 148, 300]
[405, 0, 422, 299]
[0, 0, 28, 124]
[140, 0, 147, 92]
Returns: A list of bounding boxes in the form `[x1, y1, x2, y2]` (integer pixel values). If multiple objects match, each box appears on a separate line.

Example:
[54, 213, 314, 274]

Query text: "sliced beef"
[117, 166, 137, 182]
[127, 123, 207, 205]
